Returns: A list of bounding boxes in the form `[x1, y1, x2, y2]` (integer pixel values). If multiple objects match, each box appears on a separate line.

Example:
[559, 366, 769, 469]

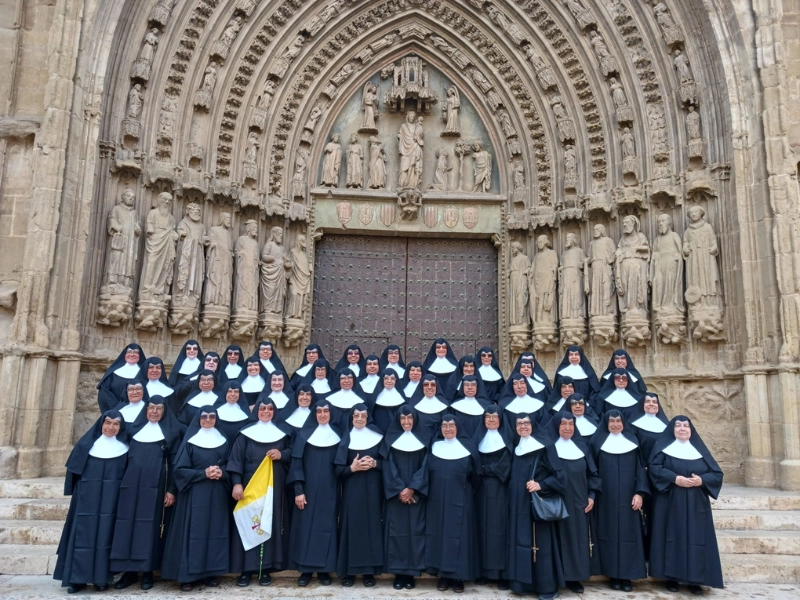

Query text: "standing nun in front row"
[161, 405, 231, 592]
[55, 411, 129, 594]
[648, 415, 724, 595]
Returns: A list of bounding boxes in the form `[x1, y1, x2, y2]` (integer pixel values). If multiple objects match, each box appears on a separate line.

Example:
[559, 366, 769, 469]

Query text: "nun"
[141, 357, 174, 403]
[335, 404, 385, 587]
[600, 349, 647, 397]
[545, 376, 576, 414]
[257, 340, 287, 375]
[567, 393, 599, 442]
[212, 381, 251, 443]
[326, 368, 368, 430]
[370, 368, 407, 433]
[177, 370, 219, 427]
[444, 355, 479, 401]
[410, 374, 450, 441]
[358, 354, 381, 394]
[160, 406, 231, 591]
[422, 338, 459, 391]
[238, 354, 269, 406]
[381, 406, 429, 590]
[401, 360, 424, 399]
[287, 400, 342, 586]
[289, 343, 325, 387]
[593, 368, 641, 419]
[648, 416, 724, 594]
[630, 392, 669, 462]
[547, 410, 602, 595]
[300, 358, 336, 398]
[335, 344, 366, 378]
[110, 396, 181, 590]
[448, 375, 491, 438]
[168, 340, 204, 387]
[379, 344, 406, 379]
[280, 385, 315, 432]
[476, 346, 505, 402]
[54, 411, 129, 593]
[425, 415, 480, 593]
[228, 398, 293, 587]
[115, 380, 149, 427]
[588, 410, 649, 592]
[505, 413, 564, 600]
[498, 374, 549, 434]
[551, 346, 600, 406]
[513, 352, 553, 399]
[97, 344, 146, 413]
[171, 352, 220, 415]
[218, 344, 245, 385]
[263, 370, 294, 411]
[473, 405, 512, 589]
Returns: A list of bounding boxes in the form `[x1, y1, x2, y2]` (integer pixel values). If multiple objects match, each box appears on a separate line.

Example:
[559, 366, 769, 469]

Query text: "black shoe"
[475, 577, 489, 585]
[204, 577, 219, 587]
[180, 582, 193, 592]
[66, 584, 85, 594]
[141, 572, 154, 590]
[298, 573, 312, 587]
[114, 572, 136, 590]
[363, 574, 376, 587]
[259, 573, 272, 586]
[666, 580, 680, 592]
[498, 579, 510, 591]
[566, 581, 584, 594]
[318, 572, 332, 586]
[94, 585, 108, 592]
[538, 592, 560, 600]
[610, 578, 622, 591]
[436, 577, 450, 591]
[393, 575, 404, 590]
[621, 580, 633, 592]
[453, 579, 465, 593]
[341, 575, 355, 587]
[688, 585, 704, 595]
[405, 576, 416, 589]
[237, 573, 252, 587]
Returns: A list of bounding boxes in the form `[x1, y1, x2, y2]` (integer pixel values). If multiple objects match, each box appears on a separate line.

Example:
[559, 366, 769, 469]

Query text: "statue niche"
[381, 56, 438, 114]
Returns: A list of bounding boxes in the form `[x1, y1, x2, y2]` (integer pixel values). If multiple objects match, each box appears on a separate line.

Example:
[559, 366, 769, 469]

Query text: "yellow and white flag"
[233, 456, 274, 551]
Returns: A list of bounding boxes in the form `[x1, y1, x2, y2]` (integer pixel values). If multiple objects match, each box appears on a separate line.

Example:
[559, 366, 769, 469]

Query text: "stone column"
[742, 365, 777, 488]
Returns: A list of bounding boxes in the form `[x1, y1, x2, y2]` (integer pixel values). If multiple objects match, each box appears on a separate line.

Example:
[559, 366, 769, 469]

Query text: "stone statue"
[286, 234, 312, 319]
[530, 235, 559, 350]
[428, 36, 471, 70]
[497, 109, 517, 138]
[673, 49, 697, 104]
[563, 0, 595, 29]
[609, 78, 633, 122]
[292, 149, 308, 198]
[560, 233, 588, 347]
[126, 84, 143, 120]
[653, 1, 684, 44]
[442, 86, 461, 136]
[303, 0, 345, 36]
[589, 31, 618, 76]
[486, 5, 526, 45]
[648, 101, 670, 160]
[430, 149, 452, 191]
[687, 106, 703, 158]
[525, 46, 557, 90]
[509, 241, 530, 326]
[469, 68, 493, 94]
[346, 134, 364, 188]
[551, 95, 575, 142]
[243, 131, 260, 181]
[104, 189, 141, 289]
[683, 205, 725, 341]
[651, 213, 686, 344]
[212, 16, 242, 59]
[260, 226, 289, 316]
[360, 82, 379, 133]
[131, 28, 159, 81]
[472, 141, 492, 193]
[564, 144, 577, 189]
[257, 80, 276, 109]
[587, 224, 617, 346]
[268, 35, 304, 79]
[304, 104, 324, 133]
[149, 0, 177, 27]
[362, 137, 386, 190]
[170, 202, 208, 333]
[195, 63, 218, 110]
[615, 215, 651, 344]
[621, 127, 638, 179]
[398, 111, 424, 190]
[138, 192, 179, 304]
[321, 134, 342, 187]
[250, 79, 276, 131]
[324, 63, 358, 97]
[512, 160, 525, 205]
[202, 213, 233, 308]
[230, 219, 260, 339]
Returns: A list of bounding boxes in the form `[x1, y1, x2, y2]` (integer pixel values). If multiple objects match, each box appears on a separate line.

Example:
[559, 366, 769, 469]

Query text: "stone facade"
[0, 0, 798, 490]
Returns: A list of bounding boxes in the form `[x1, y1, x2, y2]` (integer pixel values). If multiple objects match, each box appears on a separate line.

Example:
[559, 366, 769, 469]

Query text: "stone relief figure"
[512, 161, 525, 205]
[648, 102, 670, 160]
[486, 5, 526, 45]
[673, 49, 697, 105]
[609, 78, 633, 123]
[230, 219, 260, 339]
[551, 95, 575, 142]
[589, 31, 618, 76]
[651, 213, 686, 344]
[509, 241, 531, 326]
[202, 213, 233, 308]
[359, 82, 379, 133]
[346, 134, 364, 189]
[260, 226, 289, 316]
[368, 136, 387, 189]
[324, 63, 358, 98]
[149, 0, 176, 27]
[559, 232, 588, 347]
[194, 63, 218, 110]
[497, 109, 517, 138]
[268, 35, 304, 79]
[530, 235, 559, 350]
[564, 144, 578, 190]
[138, 193, 179, 303]
[243, 131, 260, 181]
[524, 46, 557, 91]
[250, 79, 276, 131]
[442, 86, 461, 136]
[430, 149, 452, 191]
[653, 1, 684, 45]
[303, 0, 345, 36]
[398, 111, 424, 190]
[212, 16, 243, 60]
[587, 224, 617, 346]
[158, 95, 177, 140]
[621, 127, 638, 180]
[469, 68, 494, 94]
[170, 202, 208, 334]
[357, 33, 397, 64]
[131, 28, 159, 81]
[615, 215, 651, 344]
[472, 141, 492, 193]
[301, 103, 324, 144]
[126, 84, 144, 120]
[292, 149, 308, 198]
[563, 0, 596, 29]
[321, 134, 342, 187]
[683, 205, 725, 341]
[236, 0, 260, 17]
[428, 36, 471, 70]
[686, 106, 703, 159]
[286, 234, 312, 319]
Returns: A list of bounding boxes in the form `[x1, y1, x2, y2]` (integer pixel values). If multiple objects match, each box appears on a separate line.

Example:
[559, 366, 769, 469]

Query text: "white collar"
[632, 413, 667, 433]
[427, 356, 457, 374]
[388, 363, 405, 378]
[604, 388, 638, 407]
[268, 390, 289, 409]
[217, 402, 249, 422]
[260, 358, 275, 373]
[178, 356, 201, 374]
[146, 380, 174, 397]
[311, 378, 331, 394]
[241, 375, 265, 393]
[295, 363, 312, 377]
[601, 432, 638, 454]
[403, 380, 419, 397]
[504, 395, 544, 415]
[432, 438, 470, 460]
[662, 439, 703, 460]
[551, 398, 566, 412]
[392, 430, 425, 452]
[285, 406, 310, 429]
[360, 373, 379, 389]
[119, 401, 146, 423]
[345, 363, 360, 377]
[478, 429, 506, 453]
[188, 427, 227, 448]
[89, 435, 129, 458]
[133, 421, 165, 443]
[414, 396, 448, 414]
[450, 397, 484, 415]
[575, 415, 597, 436]
[555, 437, 585, 460]
[559, 364, 587, 380]
[526, 377, 545, 394]
[348, 426, 383, 450]
[225, 364, 242, 379]
[242, 420, 286, 443]
[515, 435, 544, 456]
[114, 363, 140, 379]
[376, 388, 406, 407]
[478, 364, 502, 381]
[188, 390, 218, 408]
[306, 424, 341, 447]
[326, 389, 361, 409]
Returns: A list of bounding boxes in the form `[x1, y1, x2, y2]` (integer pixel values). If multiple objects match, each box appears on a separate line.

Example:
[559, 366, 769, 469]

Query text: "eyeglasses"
[347, 350, 360, 355]
[422, 382, 437, 387]
[570, 399, 585, 405]
[199, 414, 216, 420]
[206, 358, 220, 363]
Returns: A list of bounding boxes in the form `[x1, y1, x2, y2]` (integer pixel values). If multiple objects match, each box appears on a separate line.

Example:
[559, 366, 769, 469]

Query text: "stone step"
[713, 509, 800, 531]
[721, 553, 800, 583]
[717, 529, 800, 555]
[0, 478, 64, 500]
[712, 485, 800, 511]
[0, 544, 58, 575]
[0, 498, 71, 521]
[0, 519, 63, 545]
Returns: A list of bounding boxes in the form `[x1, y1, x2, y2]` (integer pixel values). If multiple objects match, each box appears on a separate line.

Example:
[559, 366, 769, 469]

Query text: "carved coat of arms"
[423, 205, 438, 228]
[359, 204, 374, 225]
[380, 203, 395, 227]
[463, 206, 479, 229]
[337, 202, 352, 226]
[443, 206, 459, 228]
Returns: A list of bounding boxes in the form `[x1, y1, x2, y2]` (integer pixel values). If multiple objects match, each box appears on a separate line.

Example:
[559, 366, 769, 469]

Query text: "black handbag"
[530, 454, 569, 521]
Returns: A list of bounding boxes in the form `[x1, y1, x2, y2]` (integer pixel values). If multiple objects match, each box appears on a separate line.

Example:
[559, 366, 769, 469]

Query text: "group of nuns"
[56, 339, 724, 598]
